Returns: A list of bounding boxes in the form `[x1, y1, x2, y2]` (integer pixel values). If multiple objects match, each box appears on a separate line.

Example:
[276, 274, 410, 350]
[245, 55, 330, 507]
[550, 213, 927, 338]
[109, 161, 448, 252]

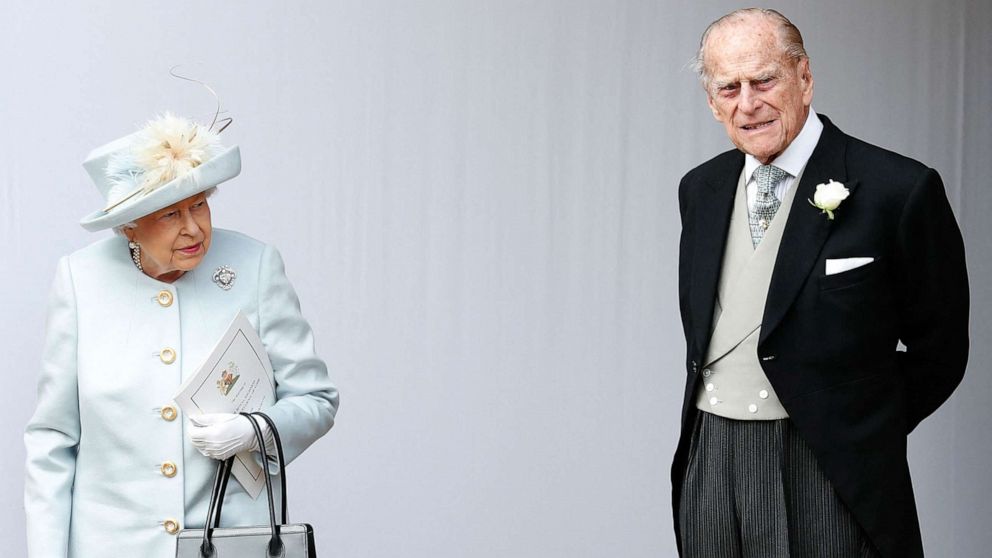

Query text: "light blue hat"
[79, 114, 241, 232]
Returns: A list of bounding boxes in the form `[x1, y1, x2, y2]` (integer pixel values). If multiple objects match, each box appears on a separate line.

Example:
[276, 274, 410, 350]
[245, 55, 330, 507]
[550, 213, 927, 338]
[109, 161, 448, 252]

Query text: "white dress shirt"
[744, 108, 824, 212]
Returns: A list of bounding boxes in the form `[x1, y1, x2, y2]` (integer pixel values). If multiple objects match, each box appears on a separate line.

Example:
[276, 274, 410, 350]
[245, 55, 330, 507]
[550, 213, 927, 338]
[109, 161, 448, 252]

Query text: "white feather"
[105, 113, 223, 204]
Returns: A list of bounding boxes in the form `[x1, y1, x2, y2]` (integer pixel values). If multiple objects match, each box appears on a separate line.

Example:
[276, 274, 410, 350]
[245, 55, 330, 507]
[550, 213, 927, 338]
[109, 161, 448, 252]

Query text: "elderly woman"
[24, 114, 339, 557]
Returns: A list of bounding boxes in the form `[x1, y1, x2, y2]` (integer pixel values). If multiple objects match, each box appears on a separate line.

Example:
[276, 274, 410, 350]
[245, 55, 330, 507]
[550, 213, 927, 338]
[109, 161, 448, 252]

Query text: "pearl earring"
[128, 241, 143, 272]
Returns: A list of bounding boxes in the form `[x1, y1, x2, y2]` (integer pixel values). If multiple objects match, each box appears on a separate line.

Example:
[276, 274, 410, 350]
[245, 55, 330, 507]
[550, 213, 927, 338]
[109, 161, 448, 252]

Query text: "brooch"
[212, 265, 236, 290]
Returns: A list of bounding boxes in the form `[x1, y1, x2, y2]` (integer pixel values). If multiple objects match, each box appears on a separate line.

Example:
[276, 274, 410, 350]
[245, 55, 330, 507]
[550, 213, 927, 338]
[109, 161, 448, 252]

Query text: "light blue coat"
[24, 229, 339, 558]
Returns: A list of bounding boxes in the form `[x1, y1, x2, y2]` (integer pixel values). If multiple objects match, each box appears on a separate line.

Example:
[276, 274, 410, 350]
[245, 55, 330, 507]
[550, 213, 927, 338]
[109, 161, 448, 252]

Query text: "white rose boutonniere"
[808, 179, 850, 220]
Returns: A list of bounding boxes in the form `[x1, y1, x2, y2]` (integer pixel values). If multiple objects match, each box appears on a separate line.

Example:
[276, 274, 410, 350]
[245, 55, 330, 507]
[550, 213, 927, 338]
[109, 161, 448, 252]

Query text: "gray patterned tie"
[749, 164, 789, 247]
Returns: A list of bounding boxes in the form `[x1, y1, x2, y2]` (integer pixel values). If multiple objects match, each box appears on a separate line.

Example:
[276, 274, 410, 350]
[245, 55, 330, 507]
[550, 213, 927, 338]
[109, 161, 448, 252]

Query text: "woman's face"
[126, 192, 212, 282]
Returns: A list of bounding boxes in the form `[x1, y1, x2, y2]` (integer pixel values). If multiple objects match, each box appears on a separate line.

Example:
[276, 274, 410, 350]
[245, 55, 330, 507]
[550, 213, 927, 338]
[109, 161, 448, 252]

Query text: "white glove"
[188, 413, 269, 460]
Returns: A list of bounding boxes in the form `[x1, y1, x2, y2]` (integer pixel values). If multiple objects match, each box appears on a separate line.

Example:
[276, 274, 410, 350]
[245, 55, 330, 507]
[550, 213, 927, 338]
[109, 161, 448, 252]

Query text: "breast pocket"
[819, 257, 880, 291]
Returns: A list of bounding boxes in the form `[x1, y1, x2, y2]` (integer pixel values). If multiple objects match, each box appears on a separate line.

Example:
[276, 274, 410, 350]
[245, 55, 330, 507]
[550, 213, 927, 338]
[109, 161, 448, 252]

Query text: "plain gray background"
[2, 1, 990, 556]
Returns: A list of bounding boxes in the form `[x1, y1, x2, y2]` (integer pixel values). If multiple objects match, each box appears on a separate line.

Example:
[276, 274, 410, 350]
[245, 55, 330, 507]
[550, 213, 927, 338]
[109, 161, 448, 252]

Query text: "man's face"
[703, 18, 813, 164]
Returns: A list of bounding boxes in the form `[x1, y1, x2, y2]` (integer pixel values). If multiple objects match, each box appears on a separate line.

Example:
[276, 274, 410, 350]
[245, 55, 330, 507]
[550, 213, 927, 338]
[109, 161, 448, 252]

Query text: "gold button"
[163, 518, 180, 534]
[159, 348, 176, 365]
[161, 461, 178, 478]
[160, 405, 178, 421]
[157, 290, 174, 307]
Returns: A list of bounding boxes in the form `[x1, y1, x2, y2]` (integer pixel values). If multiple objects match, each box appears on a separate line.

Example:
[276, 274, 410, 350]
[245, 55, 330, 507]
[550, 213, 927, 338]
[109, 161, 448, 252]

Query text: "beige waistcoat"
[694, 168, 803, 420]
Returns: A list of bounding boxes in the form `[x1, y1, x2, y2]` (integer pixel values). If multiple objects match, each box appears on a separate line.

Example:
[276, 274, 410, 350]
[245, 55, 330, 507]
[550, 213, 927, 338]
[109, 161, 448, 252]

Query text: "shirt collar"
[744, 108, 824, 182]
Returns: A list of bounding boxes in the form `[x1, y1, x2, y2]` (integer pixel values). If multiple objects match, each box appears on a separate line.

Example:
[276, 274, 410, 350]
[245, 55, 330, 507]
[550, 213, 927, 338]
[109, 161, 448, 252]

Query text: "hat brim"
[79, 145, 241, 232]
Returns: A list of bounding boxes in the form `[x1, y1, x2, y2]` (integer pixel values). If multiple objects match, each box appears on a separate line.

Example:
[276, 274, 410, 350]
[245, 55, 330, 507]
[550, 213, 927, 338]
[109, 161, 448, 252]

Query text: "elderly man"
[673, 8, 968, 558]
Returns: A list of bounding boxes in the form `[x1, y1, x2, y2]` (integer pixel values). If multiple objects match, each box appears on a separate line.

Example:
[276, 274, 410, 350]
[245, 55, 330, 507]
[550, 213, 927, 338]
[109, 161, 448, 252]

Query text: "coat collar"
[759, 114, 859, 344]
[688, 150, 743, 355]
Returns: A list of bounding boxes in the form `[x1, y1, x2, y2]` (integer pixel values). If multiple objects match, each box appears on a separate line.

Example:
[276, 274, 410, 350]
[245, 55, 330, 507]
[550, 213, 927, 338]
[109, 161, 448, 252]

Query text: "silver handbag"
[176, 412, 318, 557]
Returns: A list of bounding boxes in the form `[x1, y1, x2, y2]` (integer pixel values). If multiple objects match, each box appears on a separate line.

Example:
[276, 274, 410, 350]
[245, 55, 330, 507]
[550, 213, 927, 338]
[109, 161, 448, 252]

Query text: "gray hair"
[112, 186, 218, 237]
[690, 8, 808, 90]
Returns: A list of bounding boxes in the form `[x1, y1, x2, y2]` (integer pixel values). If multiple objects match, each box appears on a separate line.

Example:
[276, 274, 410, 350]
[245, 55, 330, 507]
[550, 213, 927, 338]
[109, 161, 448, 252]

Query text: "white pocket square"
[825, 257, 874, 275]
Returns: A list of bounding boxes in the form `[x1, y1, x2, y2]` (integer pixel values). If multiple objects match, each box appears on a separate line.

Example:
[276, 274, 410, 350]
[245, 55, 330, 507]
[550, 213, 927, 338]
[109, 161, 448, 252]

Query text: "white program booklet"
[174, 311, 277, 499]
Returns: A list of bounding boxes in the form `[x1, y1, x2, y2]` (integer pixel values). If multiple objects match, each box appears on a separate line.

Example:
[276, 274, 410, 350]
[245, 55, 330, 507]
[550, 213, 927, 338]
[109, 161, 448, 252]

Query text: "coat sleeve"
[24, 257, 80, 557]
[257, 245, 339, 467]
[894, 168, 969, 433]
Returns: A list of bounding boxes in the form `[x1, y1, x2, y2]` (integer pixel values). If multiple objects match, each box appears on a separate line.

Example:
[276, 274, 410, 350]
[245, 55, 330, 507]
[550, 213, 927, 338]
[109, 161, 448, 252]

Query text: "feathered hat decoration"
[78, 69, 242, 232]
[103, 113, 223, 211]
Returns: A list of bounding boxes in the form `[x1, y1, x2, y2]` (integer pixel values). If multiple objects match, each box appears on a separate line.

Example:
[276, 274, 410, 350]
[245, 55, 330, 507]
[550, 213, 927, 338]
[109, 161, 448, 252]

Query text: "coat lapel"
[690, 152, 742, 356]
[705, 161, 802, 367]
[759, 116, 858, 345]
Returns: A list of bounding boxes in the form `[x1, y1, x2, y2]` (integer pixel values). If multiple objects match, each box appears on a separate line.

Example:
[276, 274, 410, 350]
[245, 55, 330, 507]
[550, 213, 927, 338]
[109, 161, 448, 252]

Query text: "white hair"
[112, 187, 217, 237]
[689, 8, 808, 91]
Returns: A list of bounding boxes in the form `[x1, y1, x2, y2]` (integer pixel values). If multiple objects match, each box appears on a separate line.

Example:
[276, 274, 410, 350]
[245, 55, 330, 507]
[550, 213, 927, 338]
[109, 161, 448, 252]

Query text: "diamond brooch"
[212, 265, 236, 290]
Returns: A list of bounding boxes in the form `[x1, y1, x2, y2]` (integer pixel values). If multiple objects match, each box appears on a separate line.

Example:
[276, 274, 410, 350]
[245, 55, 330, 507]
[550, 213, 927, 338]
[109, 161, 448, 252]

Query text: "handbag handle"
[251, 411, 288, 524]
[199, 456, 234, 557]
[199, 413, 284, 557]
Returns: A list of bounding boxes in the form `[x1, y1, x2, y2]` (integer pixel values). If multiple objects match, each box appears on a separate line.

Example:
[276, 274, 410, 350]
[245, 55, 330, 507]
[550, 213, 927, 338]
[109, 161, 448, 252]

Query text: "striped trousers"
[679, 412, 880, 558]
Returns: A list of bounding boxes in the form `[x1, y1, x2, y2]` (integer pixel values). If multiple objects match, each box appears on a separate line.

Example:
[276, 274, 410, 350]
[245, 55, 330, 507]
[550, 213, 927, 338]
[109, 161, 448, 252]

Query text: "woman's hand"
[188, 413, 266, 460]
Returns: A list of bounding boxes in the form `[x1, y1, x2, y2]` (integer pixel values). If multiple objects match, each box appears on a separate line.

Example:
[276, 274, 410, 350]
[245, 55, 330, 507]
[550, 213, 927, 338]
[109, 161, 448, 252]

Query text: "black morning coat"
[672, 115, 969, 558]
